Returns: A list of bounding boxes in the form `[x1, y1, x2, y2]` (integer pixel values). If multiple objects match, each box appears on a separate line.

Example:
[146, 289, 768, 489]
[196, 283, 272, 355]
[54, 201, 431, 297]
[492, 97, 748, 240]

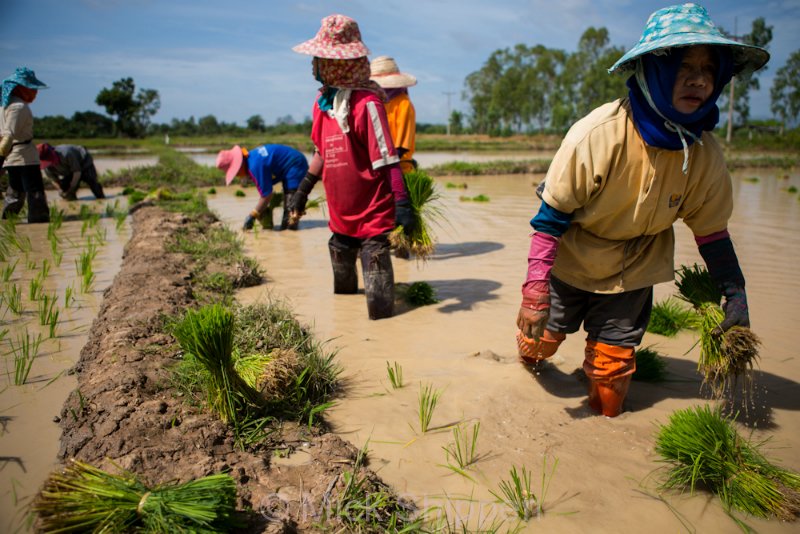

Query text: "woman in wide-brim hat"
[515, 3, 769, 418]
[289, 14, 413, 320]
[370, 56, 418, 175]
[1, 66, 50, 223]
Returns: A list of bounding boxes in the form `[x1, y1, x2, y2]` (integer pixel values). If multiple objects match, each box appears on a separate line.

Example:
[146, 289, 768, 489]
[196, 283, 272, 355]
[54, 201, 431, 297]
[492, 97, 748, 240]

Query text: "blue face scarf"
[626, 46, 733, 151]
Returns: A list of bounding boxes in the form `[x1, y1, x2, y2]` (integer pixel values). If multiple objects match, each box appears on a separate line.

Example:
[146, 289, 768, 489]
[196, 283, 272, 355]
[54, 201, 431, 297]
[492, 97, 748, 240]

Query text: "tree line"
[36, 18, 799, 140]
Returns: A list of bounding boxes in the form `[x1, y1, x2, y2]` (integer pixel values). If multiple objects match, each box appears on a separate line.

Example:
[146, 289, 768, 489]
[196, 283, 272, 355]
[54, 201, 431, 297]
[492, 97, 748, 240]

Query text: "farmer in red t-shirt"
[290, 14, 413, 320]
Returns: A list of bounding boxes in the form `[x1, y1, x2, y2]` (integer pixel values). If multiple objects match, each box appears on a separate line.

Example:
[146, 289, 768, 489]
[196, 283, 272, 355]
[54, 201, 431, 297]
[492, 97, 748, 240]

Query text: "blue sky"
[2, 1, 798, 127]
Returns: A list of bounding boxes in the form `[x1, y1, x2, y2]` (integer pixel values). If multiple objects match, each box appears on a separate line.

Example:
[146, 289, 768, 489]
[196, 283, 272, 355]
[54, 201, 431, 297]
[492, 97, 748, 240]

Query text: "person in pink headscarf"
[290, 14, 413, 320]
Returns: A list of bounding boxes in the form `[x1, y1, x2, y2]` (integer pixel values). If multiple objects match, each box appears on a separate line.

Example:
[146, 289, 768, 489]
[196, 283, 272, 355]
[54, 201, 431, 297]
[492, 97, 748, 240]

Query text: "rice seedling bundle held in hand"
[33, 460, 240, 532]
[675, 264, 761, 399]
[389, 169, 444, 261]
[655, 405, 800, 520]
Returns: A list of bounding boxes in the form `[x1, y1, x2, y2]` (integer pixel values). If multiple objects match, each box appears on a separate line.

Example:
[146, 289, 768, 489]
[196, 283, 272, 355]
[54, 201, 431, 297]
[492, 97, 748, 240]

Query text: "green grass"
[655, 405, 800, 520]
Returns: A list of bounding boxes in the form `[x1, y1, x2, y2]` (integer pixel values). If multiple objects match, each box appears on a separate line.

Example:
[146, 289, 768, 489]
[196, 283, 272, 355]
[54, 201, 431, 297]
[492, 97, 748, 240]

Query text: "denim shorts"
[547, 275, 653, 347]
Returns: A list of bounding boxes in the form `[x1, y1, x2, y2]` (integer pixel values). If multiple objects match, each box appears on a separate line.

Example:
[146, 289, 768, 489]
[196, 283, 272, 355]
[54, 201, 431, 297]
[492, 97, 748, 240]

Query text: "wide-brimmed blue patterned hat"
[1, 67, 48, 107]
[608, 3, 769, 76]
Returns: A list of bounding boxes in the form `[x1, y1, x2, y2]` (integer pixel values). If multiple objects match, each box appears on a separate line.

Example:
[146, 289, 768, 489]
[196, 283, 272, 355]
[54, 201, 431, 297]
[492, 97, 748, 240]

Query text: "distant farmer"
[516, 3, 769, 417]
[216, 144, 309, 231]
[370, 55, 418, 174]
[1, 67, 49, 223]
[37, 143, 105, 200]
[290, 13, 414, 320]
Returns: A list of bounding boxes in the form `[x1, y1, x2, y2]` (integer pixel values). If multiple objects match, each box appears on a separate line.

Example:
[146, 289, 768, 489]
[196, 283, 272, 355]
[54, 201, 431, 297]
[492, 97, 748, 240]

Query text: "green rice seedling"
[27, 258, 36, 270]
[445, 182, 468, 189]
[325, 441, 421, 531]
[114, 210, 128, 231]
[5, 283, 23, 315]
[235, 189, 246, 197]
[207, 187, 217, 195]
[675, 264, 721, 308]
[743, 176, 760, 183]
[48, 307, 59, 338]
[48, 205, 64, 231]
[306, 195, 324, 209]
[78, 203, 92, 221]
[388, 169, 445, 260]
[81, 265, 95, 294]
[401, 281, 439, 306]
[33, 460, 240, 532]
[633, 346, 668, 382]
[29, 274, 43, 301]
[418, 382, 442, 433]
[38, 292, 56, 325]
[172, 304, 263, 426]
[788, 185, 798, 193]
[11, 330, 42, 385]
[655, 404, 800, 520]
[443, 422, 482, 471]
[648, 297, 695, 336]
[490, 458, 558, 521]
[40, 258, 50, 279]
[386, 361, 404, 389]
[1, 259, 17, 282]
[64, 284, 75, 308]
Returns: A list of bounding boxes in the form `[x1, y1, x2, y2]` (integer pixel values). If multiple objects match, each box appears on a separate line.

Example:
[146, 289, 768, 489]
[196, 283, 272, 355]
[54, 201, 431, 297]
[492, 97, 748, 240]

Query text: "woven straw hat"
[292, 14, 370, 59]
[608, 3, 769, 76]
[370, 56, 417, 88]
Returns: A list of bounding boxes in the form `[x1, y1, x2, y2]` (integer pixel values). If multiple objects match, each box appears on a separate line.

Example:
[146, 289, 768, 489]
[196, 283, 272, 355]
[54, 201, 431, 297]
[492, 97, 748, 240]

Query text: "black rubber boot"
[26, 190, 50, 223]
[329, 242, 358, 294]
[361, 243, 395, 320]
[2, 187, 24, 219]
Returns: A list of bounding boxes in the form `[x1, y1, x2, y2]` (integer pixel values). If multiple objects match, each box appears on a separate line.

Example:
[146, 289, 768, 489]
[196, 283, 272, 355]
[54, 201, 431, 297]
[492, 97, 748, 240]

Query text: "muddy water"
[1, 161, 797, 532]
[209, 167, 800, 533]
[0, 195, 127, 529]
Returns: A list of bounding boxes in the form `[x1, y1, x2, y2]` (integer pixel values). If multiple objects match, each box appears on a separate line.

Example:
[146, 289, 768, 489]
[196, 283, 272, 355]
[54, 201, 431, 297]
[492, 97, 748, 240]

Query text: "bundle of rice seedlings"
[172, 304, 263, 424]
[388, 169, 445, 261]
[236, 348, 302, 403]
[633, 346, 668, 382]
[33, 460, 239, 532]
[655, 405, 800, 520]
[675, 264, 761, 400]
[399, 281, 439, 306]
[647, 297, 696, 337]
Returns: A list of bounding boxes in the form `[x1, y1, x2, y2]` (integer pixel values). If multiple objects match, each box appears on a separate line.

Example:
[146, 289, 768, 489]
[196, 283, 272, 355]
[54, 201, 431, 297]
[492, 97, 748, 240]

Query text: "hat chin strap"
[634, 65, 701, 174]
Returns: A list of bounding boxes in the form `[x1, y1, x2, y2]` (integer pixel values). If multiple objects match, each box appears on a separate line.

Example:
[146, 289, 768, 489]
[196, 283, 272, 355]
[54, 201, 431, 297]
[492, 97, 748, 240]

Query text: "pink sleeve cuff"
[694, 229, 729, 246]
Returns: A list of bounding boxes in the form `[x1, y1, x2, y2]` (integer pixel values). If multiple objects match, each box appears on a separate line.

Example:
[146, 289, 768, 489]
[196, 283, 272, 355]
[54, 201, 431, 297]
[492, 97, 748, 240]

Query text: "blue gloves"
[243, 210, 258, 230]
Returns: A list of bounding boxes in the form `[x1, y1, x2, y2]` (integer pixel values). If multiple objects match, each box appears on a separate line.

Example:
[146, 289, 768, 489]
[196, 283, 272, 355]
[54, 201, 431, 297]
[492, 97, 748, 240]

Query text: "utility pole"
[726, 18, 739, 144]
[443, 91, 455, 136]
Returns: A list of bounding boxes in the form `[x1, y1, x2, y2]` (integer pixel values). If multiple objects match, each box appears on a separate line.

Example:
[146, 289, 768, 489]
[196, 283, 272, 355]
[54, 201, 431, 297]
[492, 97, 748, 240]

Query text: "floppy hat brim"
[217, 146, 244, 186]
[370, 72, 417, 89]
[608, 33, 770, 76]
[291, 40, 370, 59]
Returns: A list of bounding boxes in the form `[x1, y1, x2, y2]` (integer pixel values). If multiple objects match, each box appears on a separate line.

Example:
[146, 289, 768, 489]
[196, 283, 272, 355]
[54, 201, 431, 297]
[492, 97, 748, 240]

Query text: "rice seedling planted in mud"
[401, 281, 439, 306]
[386, 361, 404, 389]
[490, 458, 558, 521]
[443, 422, 482, 471]
[1, 258, 17, 282]
[11, 329, 42, 385]
[418, 382, 442, 433]
[324, 441, 421, 532]
[28, 273, 43, 301]
[654, 404, 800, 520]
[5, 283, 23, 315]
[235, 189, 246, 197]
[33, 460, 240, 532]
[64, 284, 75, 308]
[388, 169, 445, 261]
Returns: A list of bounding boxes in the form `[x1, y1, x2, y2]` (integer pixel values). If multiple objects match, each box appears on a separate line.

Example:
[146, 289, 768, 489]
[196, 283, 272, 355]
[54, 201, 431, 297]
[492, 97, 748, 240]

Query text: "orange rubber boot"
[587, 375, 632, 417]
[584, 341, 635, 417]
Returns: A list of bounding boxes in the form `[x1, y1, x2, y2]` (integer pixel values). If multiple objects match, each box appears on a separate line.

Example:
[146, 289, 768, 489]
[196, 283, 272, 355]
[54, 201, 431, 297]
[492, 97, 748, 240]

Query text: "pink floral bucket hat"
[292, 14, 370, 59]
